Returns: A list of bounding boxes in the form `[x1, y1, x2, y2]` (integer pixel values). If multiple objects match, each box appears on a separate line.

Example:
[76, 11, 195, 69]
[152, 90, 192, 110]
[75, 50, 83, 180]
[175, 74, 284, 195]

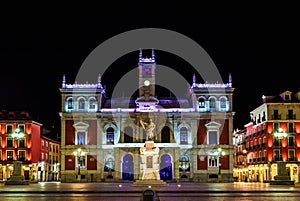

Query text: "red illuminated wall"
[87, 155, 97, 170]
[197, 156, 207, 170]
[31, 123, 41, 163]
[87, 120, 97, 145]
[197, 120, 207, 145]
[65, 155, 75, 170]
[65, 120, 75, 145]
[220, 120, 229, 144]
[220, 155, 229, 169]
[1, 123, 5, 134]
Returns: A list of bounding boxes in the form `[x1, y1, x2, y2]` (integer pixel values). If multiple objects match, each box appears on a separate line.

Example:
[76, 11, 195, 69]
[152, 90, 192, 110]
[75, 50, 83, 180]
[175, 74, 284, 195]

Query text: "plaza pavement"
[1, 181, 300, 194]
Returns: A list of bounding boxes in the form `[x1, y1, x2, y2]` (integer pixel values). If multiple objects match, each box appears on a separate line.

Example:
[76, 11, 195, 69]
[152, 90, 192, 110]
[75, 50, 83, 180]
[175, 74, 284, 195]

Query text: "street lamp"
[217, 147, 225, 182]
[271, 127, 293, 184]
[9, 128, 25, 182]
[12, 128, 25, 161]
[274, 128, 288, 140]
[73, 148, 87, 181]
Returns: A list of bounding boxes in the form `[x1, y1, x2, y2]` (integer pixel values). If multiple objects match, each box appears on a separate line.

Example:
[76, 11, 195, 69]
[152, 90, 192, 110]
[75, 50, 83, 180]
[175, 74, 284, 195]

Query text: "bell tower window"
[78, 98, 85, 110]
[67, 98, 74, 109]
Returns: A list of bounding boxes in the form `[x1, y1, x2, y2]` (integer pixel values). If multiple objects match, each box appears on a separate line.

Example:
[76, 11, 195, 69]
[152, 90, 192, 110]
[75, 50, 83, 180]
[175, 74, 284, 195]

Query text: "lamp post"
[73, 148, 86, 182]
[9, 128, 25, 182]
[12, 128, 25, 161]
[272, 128, 291, 183]
[217, 147, 225, 182]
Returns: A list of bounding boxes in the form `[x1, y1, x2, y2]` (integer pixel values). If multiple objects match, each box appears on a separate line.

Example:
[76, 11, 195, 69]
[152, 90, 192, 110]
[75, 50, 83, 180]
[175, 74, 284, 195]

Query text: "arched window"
[89, 98, 97, 110]
[209, 98, 216, 109]
[208, 155, 218, 167]
[104, 157, 114, 172]
[179, 155, 190, 171]
[160, 154, 172, 180]
[180, 127, 188, 144]
[161, 126, 170, 143]
[220, 97, 226, 108]
[67, 98, 74, 109]
[106, 127, 114, 145]
[122, 154, 134, 181]
[78, 98, 85, 110]
[124, 127, 133, 143]
[198, 97, 205, 108]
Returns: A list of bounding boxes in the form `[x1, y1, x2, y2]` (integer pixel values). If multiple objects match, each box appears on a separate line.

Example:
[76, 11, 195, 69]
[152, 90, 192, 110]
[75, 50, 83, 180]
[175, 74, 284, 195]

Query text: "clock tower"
[135, 49, 159, 112]
[138, 48, 156, 97]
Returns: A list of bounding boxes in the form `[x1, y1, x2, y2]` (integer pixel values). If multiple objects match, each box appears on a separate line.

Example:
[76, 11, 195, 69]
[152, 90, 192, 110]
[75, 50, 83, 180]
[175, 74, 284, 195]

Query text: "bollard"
[142, 189, 156, 201]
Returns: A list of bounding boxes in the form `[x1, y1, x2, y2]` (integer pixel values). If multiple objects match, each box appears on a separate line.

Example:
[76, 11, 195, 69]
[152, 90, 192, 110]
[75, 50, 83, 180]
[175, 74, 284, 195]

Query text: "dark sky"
[0, 6, 299, 132]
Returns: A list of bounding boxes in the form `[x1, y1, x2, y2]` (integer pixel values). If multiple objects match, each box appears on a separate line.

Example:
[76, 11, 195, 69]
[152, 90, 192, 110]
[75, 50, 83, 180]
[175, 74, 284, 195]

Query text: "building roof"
[0, 110, 32, 120]
[262, 90, 300, 103]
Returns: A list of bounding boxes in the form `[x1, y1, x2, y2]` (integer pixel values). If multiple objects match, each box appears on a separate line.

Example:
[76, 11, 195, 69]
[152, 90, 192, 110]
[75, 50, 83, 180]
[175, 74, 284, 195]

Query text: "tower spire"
[192, 74, 196, 87]
[152, 48, 155, 61]
[228, 73, 232, 84]
[97, 74, 102, 88]
[62, 74, 66, 88]
[139, 48, 142, 62]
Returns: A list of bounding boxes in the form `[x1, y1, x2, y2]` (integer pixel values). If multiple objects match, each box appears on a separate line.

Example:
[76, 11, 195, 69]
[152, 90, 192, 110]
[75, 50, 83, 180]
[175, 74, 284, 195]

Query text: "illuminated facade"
[233, 91, 300, 183]
[59, 49, 235, 183]
[0, 111, 41, 181]
[39, 136, 61, 182]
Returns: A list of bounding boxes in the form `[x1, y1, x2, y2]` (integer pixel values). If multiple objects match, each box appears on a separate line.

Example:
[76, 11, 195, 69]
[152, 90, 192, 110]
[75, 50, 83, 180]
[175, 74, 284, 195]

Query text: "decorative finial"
[152, 48, 155, 60]
[229, 73, 232, 83]
[139, 48, 142, 61]
[62, 74, 66, 88]
[97, 74, 102, 88]
[192, 74, 196, 88]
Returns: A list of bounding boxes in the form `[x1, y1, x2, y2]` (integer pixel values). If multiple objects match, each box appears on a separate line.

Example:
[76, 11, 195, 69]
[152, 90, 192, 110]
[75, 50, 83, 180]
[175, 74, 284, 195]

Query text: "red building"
[233, 91, 300, 183]
[0, 111, 60, 182]
[39, 135, 61, 181]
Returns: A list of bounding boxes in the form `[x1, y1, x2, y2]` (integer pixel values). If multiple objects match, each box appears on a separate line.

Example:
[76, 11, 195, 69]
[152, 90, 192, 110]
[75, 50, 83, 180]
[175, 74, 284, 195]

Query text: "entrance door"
[122, 154, 134, 181]
[24, 170, 29, 180]
[160, 154, 172, 181]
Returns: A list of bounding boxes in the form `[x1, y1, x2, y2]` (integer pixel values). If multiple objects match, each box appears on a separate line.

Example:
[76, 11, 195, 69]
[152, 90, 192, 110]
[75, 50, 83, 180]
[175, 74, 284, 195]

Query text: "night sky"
[0, 6, 299, 134]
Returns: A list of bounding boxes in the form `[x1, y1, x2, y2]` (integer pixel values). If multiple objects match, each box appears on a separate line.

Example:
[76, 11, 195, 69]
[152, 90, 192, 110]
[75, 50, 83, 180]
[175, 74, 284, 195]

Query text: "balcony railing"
[274, 157, 283, 161]
[271, 114, 281, 120]
[286, 114, 296, 120]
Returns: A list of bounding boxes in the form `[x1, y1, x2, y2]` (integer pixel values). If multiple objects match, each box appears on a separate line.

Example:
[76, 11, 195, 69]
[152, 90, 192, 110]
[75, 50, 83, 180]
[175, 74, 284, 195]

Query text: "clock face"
[144, 80, 151, 86]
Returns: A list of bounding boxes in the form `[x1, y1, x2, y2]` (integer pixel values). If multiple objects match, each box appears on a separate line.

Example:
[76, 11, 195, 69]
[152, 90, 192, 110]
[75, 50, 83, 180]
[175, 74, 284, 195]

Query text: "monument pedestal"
[270, 161, 294, 186]
[131, 140, 168, 187]
[6, 161, 29, 185]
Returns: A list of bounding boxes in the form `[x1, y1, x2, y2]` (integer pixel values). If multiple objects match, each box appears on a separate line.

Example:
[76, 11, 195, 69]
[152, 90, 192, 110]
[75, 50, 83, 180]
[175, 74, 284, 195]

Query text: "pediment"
[73, 121, 89, 130]
[205, 121, 222, 129]
[178, 121, 190, 129]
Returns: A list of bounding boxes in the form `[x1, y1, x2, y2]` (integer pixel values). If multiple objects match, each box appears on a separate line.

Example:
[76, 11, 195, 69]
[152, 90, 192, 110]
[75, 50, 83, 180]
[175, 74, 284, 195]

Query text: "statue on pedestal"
[140, 118, 155, 140]
[132, 117, 168, 186]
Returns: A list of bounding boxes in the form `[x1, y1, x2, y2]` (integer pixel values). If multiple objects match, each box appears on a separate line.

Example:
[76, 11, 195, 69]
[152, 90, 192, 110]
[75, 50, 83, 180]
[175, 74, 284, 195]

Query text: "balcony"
[271, 114, 281, 120]
[274, 157, 283, 161]
[286, 114, 296, 120]
[288, 157, 295, 162]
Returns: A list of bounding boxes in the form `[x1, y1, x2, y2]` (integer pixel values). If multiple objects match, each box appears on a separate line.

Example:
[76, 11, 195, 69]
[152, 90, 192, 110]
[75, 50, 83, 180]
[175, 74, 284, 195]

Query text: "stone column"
[275, 161, 289, 180]
[13, 161, 22, 176]
[114, 148, 121, 182]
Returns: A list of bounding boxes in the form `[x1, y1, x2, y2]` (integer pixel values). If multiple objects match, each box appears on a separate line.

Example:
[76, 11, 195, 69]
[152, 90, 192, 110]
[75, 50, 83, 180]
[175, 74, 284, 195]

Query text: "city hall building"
[59, 49, 235, 183]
